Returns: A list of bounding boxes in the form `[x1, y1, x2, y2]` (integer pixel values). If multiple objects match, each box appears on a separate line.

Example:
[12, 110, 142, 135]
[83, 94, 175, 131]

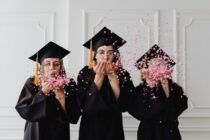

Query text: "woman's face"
[41, 58, 61, 79]
[95, 45, 115, 63]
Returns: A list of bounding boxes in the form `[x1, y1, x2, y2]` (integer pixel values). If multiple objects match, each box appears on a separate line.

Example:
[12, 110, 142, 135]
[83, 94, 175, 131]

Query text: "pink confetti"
[46, 75, 70, 87]
[146, 58, 173, 87]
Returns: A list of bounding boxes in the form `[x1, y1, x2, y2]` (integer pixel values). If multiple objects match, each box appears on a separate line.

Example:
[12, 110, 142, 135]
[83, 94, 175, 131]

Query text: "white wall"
[0, 0, 70, 139]
[70, 0, 210, 140]
[0, 0, 210, 140]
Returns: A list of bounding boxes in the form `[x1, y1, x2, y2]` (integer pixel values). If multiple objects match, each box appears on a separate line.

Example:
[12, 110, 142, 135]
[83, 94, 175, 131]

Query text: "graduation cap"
[29, 41, 70, 85]
[29, 41, 70, 63]
[134, 44, 176, 70]
[83, 27, 126, 69]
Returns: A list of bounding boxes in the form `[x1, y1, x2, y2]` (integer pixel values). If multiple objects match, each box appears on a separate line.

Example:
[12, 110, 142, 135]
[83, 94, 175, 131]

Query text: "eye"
[54, 63, 60, 67]
[97, 50, 105, 55]
[107, 51, 114, 55]
[45, 63, 50, 66]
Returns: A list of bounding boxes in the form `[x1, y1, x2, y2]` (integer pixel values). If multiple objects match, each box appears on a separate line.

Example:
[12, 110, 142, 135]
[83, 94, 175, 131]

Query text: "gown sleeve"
[65, 78, 81, 124]
[128, 84, 162, 121]
[15, 77, 48, 122]
[128, 80, 188, 121]
[115, 68, 135, 112]
[77, 66, 135, 115]
[77, 66, 109, 115]
[163, 81, 188, 120]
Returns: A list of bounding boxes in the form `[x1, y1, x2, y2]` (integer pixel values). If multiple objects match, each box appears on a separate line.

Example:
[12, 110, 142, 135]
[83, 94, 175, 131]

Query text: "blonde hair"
[140, 68, 148, 81]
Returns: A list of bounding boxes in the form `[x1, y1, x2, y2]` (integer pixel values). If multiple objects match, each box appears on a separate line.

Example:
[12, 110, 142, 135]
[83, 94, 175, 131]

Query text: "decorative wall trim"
[173, 10, 210, 117]
[82, 9, 159, 66]
[0, 12, 55, 43]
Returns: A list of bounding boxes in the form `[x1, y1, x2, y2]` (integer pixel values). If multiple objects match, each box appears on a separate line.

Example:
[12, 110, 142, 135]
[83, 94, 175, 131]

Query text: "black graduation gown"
[77, 66, 135, 140]
[128, 80, 188, 140]
[15, 77, 81, 140]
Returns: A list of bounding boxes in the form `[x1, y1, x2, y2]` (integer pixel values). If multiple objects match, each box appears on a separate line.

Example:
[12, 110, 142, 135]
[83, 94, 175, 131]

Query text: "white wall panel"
[68, 0, 210, 139]
[0, 0, 210, 140]
[0, 0, 69, 140]
[82, 9, 159, 85]
[174, 10, 210, 117]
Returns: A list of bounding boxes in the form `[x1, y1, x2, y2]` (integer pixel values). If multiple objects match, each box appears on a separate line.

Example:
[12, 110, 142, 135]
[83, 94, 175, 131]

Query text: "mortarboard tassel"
[34, 53, 39, 86]
[88, 40, 93, 69]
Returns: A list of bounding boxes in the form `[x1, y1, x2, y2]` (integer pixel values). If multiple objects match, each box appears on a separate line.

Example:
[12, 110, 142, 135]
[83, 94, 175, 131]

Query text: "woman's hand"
[93, 60, 106, 90]
[160, 78, 170, 98]
[93, 60, 106, 76]
[41, 79, 53, 95]
[41, 76, 66, 100]
[105, 60, 120, 76]
[105, 62, 115, 75]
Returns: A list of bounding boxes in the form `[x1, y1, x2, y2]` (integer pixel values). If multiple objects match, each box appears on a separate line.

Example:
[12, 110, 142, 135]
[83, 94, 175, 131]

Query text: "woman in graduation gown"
[128, 44, 188, 140]
[77, 27, 135, 140]
[15, 41, 81, 140]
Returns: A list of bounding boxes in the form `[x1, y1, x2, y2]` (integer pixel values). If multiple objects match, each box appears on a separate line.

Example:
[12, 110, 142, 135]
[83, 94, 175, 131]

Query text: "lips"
[49, 71, 57, 77]
[50, 73, 55, 76]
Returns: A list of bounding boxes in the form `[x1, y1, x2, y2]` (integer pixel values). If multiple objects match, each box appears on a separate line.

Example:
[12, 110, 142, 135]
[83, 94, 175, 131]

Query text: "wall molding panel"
[0, 11, 56, 140]
[174, 10, 210, 120]
[1, 0, 210, 139]
[82, 9, 159, 85]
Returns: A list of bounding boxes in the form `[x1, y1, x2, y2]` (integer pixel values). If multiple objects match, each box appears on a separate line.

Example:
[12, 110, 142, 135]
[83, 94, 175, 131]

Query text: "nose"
[49, 64, 55, 70]
[103, 54, 110, 61]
